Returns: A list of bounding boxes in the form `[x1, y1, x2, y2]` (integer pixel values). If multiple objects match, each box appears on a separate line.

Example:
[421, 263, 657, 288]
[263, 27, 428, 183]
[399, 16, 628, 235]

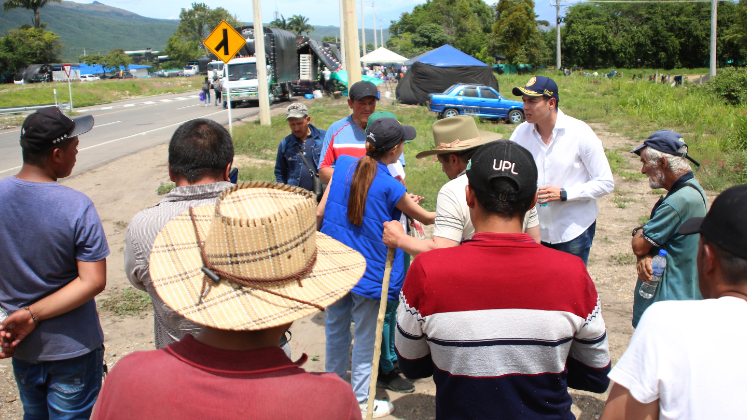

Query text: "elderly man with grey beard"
[629, 130, 707, 327]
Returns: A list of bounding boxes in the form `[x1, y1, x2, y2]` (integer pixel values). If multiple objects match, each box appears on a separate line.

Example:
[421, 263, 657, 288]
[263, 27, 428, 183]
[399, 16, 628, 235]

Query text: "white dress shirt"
[510, 109, 614, 243]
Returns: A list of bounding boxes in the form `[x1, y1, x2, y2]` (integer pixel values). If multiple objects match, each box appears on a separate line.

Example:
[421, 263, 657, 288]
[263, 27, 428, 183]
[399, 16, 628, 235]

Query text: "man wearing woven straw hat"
[510, 75, 614, 265]
[93, 183, 368, 420]
[383, 115, 540, 255]
[125, 119, 234, 349]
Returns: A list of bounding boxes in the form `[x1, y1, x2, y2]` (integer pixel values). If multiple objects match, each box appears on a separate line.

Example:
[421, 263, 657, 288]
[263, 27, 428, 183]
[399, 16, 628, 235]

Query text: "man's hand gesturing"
[382, 221, 405, 249]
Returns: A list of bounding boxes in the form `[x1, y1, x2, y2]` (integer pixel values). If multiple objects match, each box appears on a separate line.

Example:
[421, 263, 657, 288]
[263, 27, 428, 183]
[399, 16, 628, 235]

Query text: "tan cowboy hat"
[416, 115, 503, 159]
[148, 182, 367, 331]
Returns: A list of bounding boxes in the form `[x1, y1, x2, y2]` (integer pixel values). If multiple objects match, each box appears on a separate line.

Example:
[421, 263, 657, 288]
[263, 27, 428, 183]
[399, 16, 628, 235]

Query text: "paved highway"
[0, 90, 286, 179]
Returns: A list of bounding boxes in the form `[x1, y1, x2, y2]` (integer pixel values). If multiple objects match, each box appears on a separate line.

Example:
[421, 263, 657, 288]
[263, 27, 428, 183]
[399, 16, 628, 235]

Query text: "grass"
[156, 182, 176, 195]
[99, 288, 151, 316]
[495, 70, 747, 192]
[0, 77, 201, 109]
[609, 252, 637, 265]
[638, 215, 651, 225]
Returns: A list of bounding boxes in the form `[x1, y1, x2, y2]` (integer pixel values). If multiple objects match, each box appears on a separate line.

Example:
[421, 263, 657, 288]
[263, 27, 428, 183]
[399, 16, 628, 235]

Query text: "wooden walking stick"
[365, 247, 396, 420]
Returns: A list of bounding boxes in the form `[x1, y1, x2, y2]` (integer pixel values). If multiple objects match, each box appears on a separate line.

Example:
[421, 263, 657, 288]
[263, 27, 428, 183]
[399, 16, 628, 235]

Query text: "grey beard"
[648, 171, 665, 189]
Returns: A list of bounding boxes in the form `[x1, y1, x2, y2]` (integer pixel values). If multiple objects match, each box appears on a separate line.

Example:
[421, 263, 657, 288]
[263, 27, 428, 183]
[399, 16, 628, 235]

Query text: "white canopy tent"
[360, 47, 408, 64]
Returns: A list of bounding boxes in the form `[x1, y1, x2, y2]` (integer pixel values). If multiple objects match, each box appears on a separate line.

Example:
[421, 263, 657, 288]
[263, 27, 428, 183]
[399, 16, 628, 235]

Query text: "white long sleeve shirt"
[510, 109, 614, 243]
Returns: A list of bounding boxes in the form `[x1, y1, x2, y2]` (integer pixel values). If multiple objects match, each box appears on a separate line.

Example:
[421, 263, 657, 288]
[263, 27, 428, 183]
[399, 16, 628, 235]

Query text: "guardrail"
[0, 103, 70, 115]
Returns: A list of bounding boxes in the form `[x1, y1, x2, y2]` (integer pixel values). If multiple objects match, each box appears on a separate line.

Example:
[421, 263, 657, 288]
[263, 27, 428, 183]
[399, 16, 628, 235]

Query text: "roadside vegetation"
[0, 77, 200, 108]
[99, 287, 151, 317]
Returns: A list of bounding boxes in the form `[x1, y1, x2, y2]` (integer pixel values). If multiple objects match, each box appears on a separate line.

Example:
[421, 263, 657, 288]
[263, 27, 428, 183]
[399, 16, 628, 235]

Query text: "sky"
[76, 0, 580, 28]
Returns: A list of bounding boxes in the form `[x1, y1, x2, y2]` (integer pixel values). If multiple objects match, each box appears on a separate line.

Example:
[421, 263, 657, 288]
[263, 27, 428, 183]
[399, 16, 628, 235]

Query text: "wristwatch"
[632, 226, 644, 237]
[560, 188, 567, 202]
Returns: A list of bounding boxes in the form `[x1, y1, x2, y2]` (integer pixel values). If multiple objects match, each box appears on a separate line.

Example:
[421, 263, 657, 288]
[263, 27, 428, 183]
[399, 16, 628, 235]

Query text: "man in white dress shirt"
[510, 76, 614, 265]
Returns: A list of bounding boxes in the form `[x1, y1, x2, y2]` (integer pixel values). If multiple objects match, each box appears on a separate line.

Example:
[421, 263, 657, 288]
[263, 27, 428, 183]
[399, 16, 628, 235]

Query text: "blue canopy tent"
[396, 44, 499, 105]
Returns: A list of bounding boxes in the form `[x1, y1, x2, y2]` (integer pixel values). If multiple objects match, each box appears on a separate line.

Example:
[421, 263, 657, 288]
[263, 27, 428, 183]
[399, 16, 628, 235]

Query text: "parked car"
[80, 74, 100, 82]
[429, 84, 525, 124]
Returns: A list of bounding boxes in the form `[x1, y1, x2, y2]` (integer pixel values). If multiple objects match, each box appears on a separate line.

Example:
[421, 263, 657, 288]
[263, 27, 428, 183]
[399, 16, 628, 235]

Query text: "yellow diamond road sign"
[204, 21, 246, 64]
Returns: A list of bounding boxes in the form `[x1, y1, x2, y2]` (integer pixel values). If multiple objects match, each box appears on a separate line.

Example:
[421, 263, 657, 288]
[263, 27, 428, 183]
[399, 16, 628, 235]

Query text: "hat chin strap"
[436, 136, 481, 151]
[188, 207, 324, 310]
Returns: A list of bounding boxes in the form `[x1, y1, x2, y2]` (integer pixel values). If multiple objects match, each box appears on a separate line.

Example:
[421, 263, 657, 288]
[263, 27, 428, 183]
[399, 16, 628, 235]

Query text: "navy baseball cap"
[20, 107, 94, 152]
[678, 184, 747, 259]
[366, 117, 416, 152]
[512, 76, 559, 102]
[466, 140, 538, 203]
[631, 130, 701, 167]
[349, 81, 378, 101]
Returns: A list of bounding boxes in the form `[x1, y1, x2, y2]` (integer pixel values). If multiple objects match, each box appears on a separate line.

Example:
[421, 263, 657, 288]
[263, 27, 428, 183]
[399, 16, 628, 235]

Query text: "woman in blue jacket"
[316, 117, 435, 418]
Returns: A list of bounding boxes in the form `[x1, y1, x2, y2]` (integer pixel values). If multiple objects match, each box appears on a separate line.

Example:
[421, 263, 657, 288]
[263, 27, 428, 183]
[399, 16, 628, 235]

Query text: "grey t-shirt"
[0, 177, 109, 361]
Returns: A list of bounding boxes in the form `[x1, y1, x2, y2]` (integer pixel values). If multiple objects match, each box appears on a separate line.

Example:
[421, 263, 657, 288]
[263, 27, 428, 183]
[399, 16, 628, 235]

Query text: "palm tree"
[3, 0, 61, 29]
[269, 14, 289, 31]
[288, 15, 313, 36]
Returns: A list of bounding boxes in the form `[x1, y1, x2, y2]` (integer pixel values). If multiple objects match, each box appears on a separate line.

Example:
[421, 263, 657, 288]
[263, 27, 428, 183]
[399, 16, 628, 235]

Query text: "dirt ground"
[0, 108, 715, 419]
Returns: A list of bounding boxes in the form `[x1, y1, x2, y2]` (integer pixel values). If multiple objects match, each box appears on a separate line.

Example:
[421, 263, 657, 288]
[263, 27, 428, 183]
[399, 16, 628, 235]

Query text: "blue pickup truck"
[429, 84, 525, 124]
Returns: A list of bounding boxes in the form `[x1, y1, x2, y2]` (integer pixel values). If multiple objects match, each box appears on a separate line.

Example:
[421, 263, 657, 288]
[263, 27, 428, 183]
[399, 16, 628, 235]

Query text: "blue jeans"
[542, 221, 596, 266]
[203, 90, 210, 104]
[12, 346, 104, 420]
[380, 300, 398, 374]
[325, 292, 379, 403]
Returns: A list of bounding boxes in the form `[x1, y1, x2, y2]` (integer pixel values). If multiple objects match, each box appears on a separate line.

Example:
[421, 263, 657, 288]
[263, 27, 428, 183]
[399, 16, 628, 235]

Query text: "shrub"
[704, 67, 747, 106]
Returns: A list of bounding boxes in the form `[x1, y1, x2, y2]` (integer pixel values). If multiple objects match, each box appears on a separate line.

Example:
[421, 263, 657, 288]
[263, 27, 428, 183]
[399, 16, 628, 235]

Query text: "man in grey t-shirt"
[383, 116, 540, 256]
[0, 107, 109, 419]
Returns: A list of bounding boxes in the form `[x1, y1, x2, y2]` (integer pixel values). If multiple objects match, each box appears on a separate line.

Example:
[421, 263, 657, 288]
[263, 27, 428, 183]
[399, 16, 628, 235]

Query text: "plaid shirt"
[124, 182, 232, 348]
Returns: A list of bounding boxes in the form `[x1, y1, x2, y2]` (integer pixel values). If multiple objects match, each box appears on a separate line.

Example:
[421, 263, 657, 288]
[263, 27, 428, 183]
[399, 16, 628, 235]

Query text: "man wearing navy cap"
[602, 185, 747, 420]
[628, 130, 707, 327]
[510, 76, 614, 265]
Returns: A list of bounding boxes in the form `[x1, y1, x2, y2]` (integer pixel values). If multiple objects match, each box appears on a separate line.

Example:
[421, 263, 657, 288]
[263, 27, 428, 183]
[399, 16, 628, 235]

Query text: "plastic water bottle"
[538, 184, 553, 229]
[639, 250, 667, 299]
[0, 305, 6, 323]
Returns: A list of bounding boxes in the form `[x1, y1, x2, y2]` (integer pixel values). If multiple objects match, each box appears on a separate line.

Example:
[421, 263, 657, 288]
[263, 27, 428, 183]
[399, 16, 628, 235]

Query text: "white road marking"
[176, 104, 201, 110]
[160, 99, 173, 102]
[124, 104, 134, 107]
[0, 165, 20, 175]
[143, 101, 155, 105]
[175, 97, 189, 101]
[101, 106, 113, 110]
[94, 121, 121, 128]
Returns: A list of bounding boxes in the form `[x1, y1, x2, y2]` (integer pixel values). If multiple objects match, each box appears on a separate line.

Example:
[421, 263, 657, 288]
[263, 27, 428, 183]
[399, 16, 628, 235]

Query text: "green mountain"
[0, 1, 390, 62]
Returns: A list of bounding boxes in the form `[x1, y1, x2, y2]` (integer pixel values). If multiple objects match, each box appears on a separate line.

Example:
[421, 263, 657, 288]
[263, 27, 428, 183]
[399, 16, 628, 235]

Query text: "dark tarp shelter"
[396, 45, 498, 105]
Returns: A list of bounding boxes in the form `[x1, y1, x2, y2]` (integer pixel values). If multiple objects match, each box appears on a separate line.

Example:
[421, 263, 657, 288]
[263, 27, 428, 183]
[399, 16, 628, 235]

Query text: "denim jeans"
[325, 292, 379, 403]
[203, 90, 210, 104]
[12, 345, 105, 420]
[380, 300, 399, 374]
[542, 221, 597, 266]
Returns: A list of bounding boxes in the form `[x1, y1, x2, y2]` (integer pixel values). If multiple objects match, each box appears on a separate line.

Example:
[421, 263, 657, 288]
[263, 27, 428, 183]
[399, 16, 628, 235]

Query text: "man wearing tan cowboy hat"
[92, 183, 368, 420]
[383, 115, 540, 256]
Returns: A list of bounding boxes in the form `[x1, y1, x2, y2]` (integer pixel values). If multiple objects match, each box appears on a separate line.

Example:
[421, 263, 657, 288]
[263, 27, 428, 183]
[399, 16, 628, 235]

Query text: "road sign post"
[204, 21, 247, 136]
[63, 64, 73, 111]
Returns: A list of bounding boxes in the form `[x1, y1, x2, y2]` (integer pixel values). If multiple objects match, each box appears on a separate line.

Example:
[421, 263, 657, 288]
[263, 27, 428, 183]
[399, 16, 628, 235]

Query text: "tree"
[412, 23, 450, 50]
[164, 33, 201, 67]
[176, 3, 241, 51]
[2, 0, 60, 29]
[288, 15, 313, 36]
[515, 31, 552, 66]
[79, 49, 133, 76]
[492, 0, 537, 64]
[0, 27, 61, 76]
[321, 35, 338, 43]
[269, 14, 289, 31]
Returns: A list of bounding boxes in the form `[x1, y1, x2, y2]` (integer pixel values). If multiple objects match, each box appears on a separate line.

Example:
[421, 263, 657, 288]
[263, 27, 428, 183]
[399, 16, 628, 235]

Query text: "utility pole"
[360, 0, 366, 56]
[253, 0, 271, 126]
[373, 1, 377, 50]
[380, 20, 383, 48]
[339, 0, 346, 70]
[710, 0, 717, 77]
[555, 2, 561, 70]
[343, 0, 362, 84]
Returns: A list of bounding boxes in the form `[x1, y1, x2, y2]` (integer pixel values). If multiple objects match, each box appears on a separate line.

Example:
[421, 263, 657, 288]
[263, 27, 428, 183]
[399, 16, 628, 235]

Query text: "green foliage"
[561, 2, 746, 69]
[269, 14, 289, 31]
[702, 67, 747, 106]
[288, 15, 313, 36]
[609, 252, 636, 265]
[321, 35, 338, 43]
[78, 50, 132, 76]
[2, 0, 60, 29]
[156, 182, 176, 195]
[0, 27, 61, 75]
[176, 2, 241, 51]
[412, 23, 451, 50]
[515, 31, 551, 66]
[100, 288, 151, 316]
[492, 0, 537, 64]
[164, 34, 201, 67]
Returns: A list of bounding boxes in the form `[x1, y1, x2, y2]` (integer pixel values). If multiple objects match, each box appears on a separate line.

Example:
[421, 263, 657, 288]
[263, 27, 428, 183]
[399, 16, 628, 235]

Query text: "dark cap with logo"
[512, 76, 559, 102]
[678, 184, 747, 259]
[466, 140, 538, 202]
[630, 130, 700, 167]
[349, 81, 379, 101]
[365, 117, 416, 152]
[20, 107, 94, 152]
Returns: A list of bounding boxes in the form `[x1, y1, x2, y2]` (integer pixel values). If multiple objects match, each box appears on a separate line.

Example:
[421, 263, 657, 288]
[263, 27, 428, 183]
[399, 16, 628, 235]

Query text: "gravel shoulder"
[0, 119, 715, 420]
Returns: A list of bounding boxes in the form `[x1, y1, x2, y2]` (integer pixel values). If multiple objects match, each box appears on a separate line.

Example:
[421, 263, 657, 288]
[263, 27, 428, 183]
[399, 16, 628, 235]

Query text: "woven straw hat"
[149, 182, 367, 331]
[416, 115, 503, 159]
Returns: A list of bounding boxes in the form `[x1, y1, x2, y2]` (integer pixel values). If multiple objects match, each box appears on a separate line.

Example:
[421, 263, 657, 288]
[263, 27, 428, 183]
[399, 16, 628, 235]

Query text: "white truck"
[182, 64, 199, 77]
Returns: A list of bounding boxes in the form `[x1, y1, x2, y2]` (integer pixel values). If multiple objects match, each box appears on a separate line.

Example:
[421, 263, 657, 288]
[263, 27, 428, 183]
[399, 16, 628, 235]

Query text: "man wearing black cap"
[396, 141, 610, 420]
[318, 81, 403, 184]
[602, 185, 747, 420]
[629, 130, 707, 327]
[510, 76, 614, 265]
[0, 107, 109, 419]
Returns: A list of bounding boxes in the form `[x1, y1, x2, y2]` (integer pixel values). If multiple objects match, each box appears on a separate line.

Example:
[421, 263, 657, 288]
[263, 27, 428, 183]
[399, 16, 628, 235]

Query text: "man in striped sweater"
[395, 140, 611, 419]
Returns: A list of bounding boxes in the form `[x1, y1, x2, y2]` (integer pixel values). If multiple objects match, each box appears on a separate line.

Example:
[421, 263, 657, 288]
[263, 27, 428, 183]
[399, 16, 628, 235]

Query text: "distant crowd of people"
[1, 75, 745, 420]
